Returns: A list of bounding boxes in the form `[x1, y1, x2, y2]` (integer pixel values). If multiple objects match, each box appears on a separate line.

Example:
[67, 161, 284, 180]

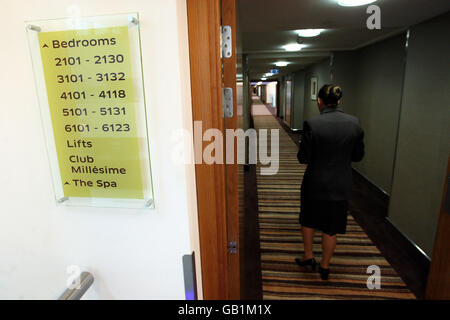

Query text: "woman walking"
[295, 84, 365, 280]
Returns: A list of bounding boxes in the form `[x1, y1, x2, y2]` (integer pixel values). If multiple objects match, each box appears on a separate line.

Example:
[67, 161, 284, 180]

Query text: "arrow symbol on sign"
[42, 44, 48, 48]
[64, 181, 70, 185]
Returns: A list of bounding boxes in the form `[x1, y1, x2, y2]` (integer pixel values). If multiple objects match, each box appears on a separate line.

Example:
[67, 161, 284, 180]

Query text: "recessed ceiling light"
[296, 29, 325, 37]
[261, 77, 267, 81]
[265, 72, 274, 77]
[274, 61, 289, 67]
[337, 0, 377, 7]
[283, 43, 305, 52]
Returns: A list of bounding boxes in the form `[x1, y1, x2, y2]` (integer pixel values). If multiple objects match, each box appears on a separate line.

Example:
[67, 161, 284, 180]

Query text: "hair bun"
[332, 86, 342, 100]
[318, 84, 343, 107]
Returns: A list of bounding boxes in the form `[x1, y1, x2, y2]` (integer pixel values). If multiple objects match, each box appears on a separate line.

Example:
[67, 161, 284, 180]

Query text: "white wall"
[265, 82, 277, 108]
[0, 0, 201, 299]
[236, 82, 243, 117]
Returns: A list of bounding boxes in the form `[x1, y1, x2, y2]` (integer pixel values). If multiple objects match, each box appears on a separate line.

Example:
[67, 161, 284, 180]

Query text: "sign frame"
[26, 13, 155, 209]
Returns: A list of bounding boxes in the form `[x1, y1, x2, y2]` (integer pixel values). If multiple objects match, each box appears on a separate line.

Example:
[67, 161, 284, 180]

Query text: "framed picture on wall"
[311, 77, 318, 100]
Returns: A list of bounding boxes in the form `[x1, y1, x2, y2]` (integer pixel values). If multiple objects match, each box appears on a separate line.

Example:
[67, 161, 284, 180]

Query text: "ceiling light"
[261, 77, 267, 81]
[274, 61, 289, 67]
[337, 0, 377, 7]
[256, 81, 263, 86]
[265, 72, 274, 77]
[296, 29, 325, 37]
[283, 43, 305, 52]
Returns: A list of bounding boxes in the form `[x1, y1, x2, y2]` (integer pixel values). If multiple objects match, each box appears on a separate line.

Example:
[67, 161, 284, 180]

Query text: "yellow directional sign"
[38, 26, 144, 199]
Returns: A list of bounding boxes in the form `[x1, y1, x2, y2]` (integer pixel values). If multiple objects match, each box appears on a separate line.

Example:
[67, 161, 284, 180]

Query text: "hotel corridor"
[251, 96, 415, 299]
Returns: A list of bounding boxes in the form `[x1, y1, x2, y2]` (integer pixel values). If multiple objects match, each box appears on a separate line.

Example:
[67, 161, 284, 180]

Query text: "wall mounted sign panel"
[26, 13, 154, 209]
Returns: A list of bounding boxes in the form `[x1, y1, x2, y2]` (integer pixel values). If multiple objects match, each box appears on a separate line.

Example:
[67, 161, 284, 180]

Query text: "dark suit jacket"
[297, 107, 365, 201]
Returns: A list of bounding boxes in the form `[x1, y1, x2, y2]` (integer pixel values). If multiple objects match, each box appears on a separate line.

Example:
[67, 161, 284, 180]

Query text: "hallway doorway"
[251, 95, 414, 299]
[187, 0, 450, 300]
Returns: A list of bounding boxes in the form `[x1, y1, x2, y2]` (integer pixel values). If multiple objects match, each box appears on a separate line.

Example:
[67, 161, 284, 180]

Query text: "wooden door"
[426, 155, 450, 299]
[221, 0, 240, 300]
[186, 0, 240, 299]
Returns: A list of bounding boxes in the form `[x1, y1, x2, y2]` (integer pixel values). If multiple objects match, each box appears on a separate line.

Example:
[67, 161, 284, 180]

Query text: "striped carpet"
[253, 105, 416, 300]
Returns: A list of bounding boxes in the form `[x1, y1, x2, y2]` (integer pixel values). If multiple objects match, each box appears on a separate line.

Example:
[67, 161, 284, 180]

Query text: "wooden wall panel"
[186, 0, 228, 299]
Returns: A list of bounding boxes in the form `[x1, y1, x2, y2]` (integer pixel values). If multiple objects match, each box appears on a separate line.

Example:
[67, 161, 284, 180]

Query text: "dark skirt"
[299, 197, 349, 236]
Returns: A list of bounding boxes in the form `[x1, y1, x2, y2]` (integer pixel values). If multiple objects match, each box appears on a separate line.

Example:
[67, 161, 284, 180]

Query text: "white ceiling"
[237, 0, 450, 80]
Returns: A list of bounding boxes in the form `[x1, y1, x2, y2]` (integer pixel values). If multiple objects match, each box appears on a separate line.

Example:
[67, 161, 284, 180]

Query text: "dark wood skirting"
[240, 163, 263, 300]
[349, 170, 430, 299]
[351, 169, 390, 216]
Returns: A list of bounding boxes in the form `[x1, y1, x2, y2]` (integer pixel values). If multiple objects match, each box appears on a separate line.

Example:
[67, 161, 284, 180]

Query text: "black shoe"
[295, 258, 317, 271]
[318, 266, 330, 280]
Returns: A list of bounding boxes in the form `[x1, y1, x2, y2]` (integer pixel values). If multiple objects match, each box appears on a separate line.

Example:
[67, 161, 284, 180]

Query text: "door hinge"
[222, 87, 233, 118]
[227, 241, 237, 254]
[221, 26, 232, 59]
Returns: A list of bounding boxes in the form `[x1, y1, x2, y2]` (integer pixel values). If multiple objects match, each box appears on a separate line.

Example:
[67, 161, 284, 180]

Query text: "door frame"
[426, 155, 450, 299]
[186, 0, 239, 300]
[221, 0, 240, 300]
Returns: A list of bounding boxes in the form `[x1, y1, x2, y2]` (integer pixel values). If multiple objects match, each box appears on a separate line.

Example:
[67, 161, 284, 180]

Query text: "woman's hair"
[318, 84, 343, 107]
